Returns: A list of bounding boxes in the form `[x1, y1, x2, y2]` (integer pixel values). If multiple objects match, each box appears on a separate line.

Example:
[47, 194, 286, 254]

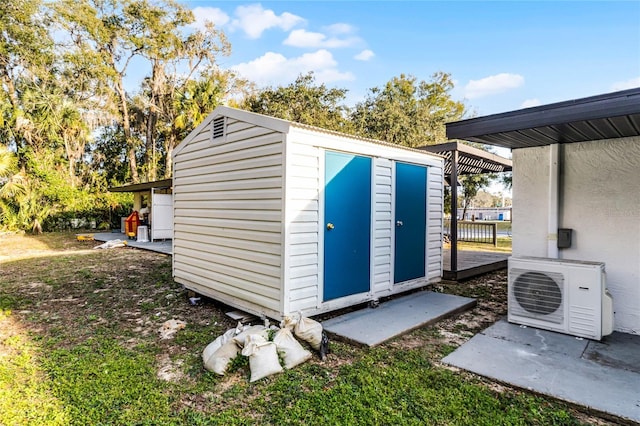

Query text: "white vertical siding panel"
[373, 158, 394, 294]
[427, 165, 443, 281]
[285, 142, 321, 313]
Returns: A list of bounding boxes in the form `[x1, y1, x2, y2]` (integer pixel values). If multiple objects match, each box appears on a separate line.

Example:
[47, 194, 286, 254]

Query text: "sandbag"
[203, 341, 239, 375]
[280, 314, 298, 331]
[202, 327, 238, 368]
[273, 328, 312, 369]
[294, 314, 323, 351]
[241, 334, 283, 382]
[233, 325, 269, 348]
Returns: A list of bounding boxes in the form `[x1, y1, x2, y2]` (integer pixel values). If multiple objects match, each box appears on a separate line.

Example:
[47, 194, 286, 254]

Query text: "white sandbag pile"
[201, 312, 328, 382]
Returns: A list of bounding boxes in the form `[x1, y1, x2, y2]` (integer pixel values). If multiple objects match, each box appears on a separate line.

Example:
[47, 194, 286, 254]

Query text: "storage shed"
[172, 106, 444, 319]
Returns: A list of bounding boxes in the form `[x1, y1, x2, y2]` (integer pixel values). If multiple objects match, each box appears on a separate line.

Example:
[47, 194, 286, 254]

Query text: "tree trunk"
[164, 134, 175, 179]
[115, 79, 139, 183]
[145, 61, 165, 182]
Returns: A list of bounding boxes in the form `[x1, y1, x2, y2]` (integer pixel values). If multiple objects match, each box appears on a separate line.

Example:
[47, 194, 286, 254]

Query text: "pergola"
[419, 142, 512, 278]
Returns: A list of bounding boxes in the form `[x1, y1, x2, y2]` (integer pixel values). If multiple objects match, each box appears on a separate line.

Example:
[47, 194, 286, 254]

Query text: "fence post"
[492, 223, 497, 247]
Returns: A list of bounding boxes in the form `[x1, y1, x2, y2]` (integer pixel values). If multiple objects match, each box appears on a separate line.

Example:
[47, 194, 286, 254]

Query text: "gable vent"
[212, 117, 225, 140]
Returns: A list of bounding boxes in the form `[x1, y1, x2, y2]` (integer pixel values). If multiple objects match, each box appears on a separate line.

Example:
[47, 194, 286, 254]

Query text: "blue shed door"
[394, 162, 427, 283]
[323, 151, 371, 301]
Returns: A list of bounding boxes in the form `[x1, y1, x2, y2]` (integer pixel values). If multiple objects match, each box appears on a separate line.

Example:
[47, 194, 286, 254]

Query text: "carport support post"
[450, 149, 458, 274]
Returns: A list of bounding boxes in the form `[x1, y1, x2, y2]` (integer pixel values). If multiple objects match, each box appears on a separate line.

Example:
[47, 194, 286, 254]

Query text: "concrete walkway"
[93, 232, 172, 255]
[322, 291, 476, 347]
[443, 318, 640, 422]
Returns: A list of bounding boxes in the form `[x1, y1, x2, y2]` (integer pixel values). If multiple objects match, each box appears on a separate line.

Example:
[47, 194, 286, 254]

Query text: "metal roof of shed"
[446, 87, 640, 149]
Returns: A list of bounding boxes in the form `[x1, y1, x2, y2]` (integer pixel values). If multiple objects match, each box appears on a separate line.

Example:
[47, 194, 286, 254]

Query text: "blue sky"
[183, 1, 640, 116]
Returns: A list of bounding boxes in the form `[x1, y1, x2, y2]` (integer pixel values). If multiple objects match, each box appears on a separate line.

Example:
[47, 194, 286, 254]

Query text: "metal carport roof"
[108, 178, 172, 193]
[445, 87, 640, 149]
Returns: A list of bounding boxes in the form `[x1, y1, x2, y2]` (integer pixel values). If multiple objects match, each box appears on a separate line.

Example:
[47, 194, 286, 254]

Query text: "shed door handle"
[396, 220, 403, 227]
[326, 223, 335, 230]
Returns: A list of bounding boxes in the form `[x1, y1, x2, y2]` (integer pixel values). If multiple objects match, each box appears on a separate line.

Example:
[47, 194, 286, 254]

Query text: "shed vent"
[212, 117, 225, 140]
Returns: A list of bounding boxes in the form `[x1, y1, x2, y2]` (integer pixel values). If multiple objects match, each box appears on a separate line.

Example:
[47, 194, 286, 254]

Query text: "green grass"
[0, 233, 605, 425]
[458, 237, 512, 253]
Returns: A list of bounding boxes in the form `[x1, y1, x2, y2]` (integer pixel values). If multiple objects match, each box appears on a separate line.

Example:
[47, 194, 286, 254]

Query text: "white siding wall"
[513, 137, 640, 334]
[373, 159, 394, 294]
[285, 127, 443, 315]
[283, 142, 321, 314]
[427, 166, 444, 279]
[173, 118, 285, 318]
[173, 108, 444, 319]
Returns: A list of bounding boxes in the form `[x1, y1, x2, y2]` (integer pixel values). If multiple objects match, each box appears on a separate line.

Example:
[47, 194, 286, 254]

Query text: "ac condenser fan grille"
[509, 269, 564, 323]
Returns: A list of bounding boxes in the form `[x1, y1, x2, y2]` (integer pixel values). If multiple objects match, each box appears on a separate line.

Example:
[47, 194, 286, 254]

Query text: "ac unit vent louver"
[212, 117, 225, 140]
[513, 271, 564, 320]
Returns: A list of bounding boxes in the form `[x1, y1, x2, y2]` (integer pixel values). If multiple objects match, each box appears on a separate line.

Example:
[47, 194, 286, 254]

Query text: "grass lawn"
[0, 232, 613, 425]
[456, 237, 513, 253]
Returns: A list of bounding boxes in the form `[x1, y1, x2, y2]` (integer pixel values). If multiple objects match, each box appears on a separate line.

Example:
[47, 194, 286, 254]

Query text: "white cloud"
[229, 4, 305, 39]
[324, 23, 354, 35]
[464, 73, 525, 99]
[283, 29, 359, 48]
[190, 7, 230, 30]
[611, 77, 640, 91]
[520, 98, 541, 108]
[354, 49, 375, 61]
[232, 49, 354, 87]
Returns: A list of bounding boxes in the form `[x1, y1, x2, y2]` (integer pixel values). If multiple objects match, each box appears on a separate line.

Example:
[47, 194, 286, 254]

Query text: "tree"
[0, 0, 56, 160]
[56, 0, 238, 182]
[351, 72, 465, 147]
[160, 68, 250, 178]
[242, 72, 352, 133]
[501, 172, 512, 190]
[459, 174, 492, 220]
[54, 0, 143, 181]
[128, 1, 233, 180]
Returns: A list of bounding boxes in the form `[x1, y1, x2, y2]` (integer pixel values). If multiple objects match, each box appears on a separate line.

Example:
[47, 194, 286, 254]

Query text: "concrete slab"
[482, 319, 588, 358]
[443, 319, 640, 422]
[93, 232, 172, 255]
[583, 332, 640, 374]
[322, 291, 476, 347]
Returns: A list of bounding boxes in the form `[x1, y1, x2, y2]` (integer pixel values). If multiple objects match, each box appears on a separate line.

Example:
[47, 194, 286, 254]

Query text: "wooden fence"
[444, 220, 497, 246]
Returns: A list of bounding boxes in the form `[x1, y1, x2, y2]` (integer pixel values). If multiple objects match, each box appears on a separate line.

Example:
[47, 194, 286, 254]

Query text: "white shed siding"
[284, 141, 321, 313]
[513, 137, 640, 334]
[373, 158, 393, 294]
[173, 107, 444, 319]
[283, 126, 443, 314]
[173, 117, 285, 317]
[427, 165, 444, 279]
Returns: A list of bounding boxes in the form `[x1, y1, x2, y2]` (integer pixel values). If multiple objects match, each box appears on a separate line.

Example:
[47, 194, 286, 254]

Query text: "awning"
[108, 178, 173, 193]
[445, 87, 640, 149]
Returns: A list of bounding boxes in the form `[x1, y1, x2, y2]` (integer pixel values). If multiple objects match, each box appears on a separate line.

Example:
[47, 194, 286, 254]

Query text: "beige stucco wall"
[513, 136, 640, 334]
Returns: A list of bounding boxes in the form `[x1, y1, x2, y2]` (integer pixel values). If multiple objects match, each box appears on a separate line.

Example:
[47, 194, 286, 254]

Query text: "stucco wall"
[512, 136, 640, 334]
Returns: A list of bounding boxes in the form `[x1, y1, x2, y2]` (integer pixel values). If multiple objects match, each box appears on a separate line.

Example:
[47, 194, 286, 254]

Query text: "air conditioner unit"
[508, 256, 614, 340]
